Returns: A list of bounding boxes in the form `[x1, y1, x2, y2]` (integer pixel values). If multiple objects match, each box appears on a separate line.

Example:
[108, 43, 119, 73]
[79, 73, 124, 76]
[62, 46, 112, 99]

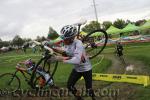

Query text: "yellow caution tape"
[80, 55, 150, 87]
[92, 73, 150, 87]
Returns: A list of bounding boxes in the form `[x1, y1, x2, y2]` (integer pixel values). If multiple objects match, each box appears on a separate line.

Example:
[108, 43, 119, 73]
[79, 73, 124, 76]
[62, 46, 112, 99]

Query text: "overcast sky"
[0, 0, 150, 41]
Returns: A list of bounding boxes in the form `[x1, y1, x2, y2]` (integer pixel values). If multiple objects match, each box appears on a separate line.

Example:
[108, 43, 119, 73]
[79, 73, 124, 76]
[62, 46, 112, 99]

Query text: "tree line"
[82, 19, 147, 33]
[0, 35, 46, 48]
[0, 18, 149, 48]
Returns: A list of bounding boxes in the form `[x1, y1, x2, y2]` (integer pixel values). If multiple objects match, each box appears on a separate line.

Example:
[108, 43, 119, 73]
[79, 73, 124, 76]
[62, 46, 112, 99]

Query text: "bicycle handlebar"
[33, 41, 54, 54]
[43, 45, 54, 54]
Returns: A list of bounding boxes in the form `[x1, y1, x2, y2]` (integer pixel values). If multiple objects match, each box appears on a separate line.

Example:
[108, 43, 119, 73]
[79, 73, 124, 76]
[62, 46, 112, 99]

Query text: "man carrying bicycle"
[52, 25, 96, 100]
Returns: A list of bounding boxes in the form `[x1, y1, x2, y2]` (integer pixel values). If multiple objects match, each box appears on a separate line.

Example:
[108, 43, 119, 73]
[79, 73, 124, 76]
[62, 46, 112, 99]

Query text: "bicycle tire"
[0, 73, 21, 92]
[82, 29, 108, 59]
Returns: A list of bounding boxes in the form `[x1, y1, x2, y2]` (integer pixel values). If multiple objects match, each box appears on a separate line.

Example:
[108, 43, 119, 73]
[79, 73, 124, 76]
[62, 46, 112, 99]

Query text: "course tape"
[92, 73, 150, 87]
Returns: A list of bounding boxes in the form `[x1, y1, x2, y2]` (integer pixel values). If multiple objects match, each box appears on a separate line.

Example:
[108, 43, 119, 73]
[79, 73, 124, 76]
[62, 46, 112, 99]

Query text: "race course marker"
[92, 73, 150, 87]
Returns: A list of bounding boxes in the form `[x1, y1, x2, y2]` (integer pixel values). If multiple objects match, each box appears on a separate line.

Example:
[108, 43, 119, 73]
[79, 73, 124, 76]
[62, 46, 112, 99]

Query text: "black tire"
[82, 29, 108, 59]
[0, 73, 21, 92]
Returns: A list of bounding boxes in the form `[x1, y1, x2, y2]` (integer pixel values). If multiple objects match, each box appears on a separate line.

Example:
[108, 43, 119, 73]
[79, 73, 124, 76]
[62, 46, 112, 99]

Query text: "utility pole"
[92, 0, 98, 22]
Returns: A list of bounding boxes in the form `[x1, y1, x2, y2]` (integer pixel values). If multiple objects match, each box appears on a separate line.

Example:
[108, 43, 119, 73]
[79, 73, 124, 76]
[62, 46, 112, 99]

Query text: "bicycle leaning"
[0, 42, 59, 91]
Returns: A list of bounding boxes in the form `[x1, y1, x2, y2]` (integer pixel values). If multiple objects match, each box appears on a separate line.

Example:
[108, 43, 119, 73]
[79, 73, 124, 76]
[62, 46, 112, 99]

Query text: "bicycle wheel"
[0, 73, 21, 91]
[82, 29, 108, 59]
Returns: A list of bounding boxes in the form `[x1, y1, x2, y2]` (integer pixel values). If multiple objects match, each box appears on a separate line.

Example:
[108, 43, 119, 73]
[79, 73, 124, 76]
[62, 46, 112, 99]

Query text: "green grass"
[92, 58, 112, 73]
[0, 49, 111, 89]
[104, 42, 150, 100]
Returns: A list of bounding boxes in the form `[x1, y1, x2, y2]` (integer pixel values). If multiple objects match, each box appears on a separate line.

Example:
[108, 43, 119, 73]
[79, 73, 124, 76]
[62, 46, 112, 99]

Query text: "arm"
[52, 47, 65, 54]
[52, 47, 69, 56]
[63, 41, 83, 64]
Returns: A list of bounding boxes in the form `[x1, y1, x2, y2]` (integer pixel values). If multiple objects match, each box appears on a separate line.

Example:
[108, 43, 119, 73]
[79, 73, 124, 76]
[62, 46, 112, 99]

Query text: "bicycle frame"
[12, 67, 32, 85]
[6, 49, 57, 89]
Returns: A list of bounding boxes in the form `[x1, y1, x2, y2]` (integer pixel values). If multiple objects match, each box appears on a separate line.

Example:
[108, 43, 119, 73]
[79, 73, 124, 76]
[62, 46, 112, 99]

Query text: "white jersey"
[63, 39, 92, 72]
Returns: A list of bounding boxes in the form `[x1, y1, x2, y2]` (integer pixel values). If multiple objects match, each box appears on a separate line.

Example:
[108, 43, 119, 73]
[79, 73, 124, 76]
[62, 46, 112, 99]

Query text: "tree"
[23, 38, 32, 42]
[102, 21, 112, 31]
[2, 41, 10, 47]
[135, 19, 146, 26]
[12, 35, 24, 47]
[126, 19, 134, 24]
[36, 36, 42, 42]
[0, 40, 10, 48]
[48, 26, 59, 40]
[113, 19, 127, 29]
[41, 36, 46, 41]
[0, 39, 3, 48]
[82, 21, 101, 33]
[35, 36, 46, 42]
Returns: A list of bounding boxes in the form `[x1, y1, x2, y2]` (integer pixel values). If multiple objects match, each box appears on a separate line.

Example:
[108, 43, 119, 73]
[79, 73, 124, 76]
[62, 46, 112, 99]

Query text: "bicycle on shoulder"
[74, 20, 108, 59]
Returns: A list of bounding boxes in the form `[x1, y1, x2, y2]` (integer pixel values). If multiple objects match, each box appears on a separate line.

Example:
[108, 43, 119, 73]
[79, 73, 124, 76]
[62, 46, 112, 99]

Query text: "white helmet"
[60, 25, 77, 40]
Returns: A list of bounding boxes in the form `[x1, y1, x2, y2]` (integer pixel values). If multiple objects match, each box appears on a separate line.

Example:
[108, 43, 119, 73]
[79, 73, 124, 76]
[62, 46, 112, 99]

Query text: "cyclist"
[52, 25, 96, 100]
[115, 41, 127, 67]
[115, 41, 123, 57]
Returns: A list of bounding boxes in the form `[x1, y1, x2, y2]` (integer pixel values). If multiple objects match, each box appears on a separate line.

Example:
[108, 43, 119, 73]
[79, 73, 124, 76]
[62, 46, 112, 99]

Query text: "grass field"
[0, 42, 150, 100]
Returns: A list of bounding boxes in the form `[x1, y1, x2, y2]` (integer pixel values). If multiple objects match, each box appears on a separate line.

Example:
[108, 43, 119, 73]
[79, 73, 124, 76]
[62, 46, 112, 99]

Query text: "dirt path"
[99, 53, 148, 100]
[104, 53, 149, 75]
[105, 54, 125, 74]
